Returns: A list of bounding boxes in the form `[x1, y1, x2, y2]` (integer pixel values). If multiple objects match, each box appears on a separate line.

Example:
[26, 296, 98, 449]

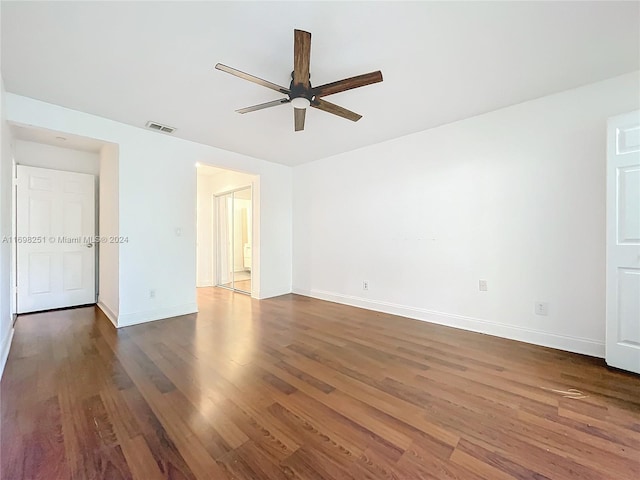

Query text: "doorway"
[196, 164, 258, 297]
[16, 165, 97, 313]
[216, 187, 252, 294]
[10, 126, 117, 323]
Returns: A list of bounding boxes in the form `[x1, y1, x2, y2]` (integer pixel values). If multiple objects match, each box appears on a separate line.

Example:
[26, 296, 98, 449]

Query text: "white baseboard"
[97, 301, 118, 328]
[0, 327, 15, 380]
[257, 285, 292, 300]
[117, 303, 198, 328]
[293, 288, 605, 358]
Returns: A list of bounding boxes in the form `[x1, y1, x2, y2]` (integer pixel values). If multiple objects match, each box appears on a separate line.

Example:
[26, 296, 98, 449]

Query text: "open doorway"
[196, 164, 258, 297]
[9, 124, 118, 319]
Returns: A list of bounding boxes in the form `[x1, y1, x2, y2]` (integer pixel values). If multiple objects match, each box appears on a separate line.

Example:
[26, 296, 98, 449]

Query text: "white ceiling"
[2, 2, 638, 166]
[11, 124, 107, 153]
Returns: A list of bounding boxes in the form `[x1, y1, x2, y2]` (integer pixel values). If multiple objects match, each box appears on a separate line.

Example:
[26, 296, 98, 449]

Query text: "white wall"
[13, 140, 99, 175]
[6, 94, 292, 327]
[196, 172, 215, 287]
[10, 70, 634, 358]
[293, 71, 640, 358]
[0, 77, 14, 378]
[98, 143, 119, 323]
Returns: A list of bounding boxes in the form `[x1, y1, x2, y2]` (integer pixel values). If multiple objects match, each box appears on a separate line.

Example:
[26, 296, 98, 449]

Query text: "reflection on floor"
[233, 280, 251, 293]
[234, 271, 251, 281]
[218, 270, 251, 293]
[3, 288, 638, 479]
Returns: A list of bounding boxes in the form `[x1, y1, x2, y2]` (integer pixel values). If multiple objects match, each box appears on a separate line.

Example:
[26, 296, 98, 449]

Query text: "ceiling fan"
[215, 29, 383, 132]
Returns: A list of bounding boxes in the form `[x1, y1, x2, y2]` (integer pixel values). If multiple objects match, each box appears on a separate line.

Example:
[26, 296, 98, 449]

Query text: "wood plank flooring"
[1, 288, 639, 479]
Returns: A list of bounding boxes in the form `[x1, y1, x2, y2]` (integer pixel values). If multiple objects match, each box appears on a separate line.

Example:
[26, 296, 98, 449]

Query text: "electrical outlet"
[363, 281, 369, 291]
[149, 289, 156, 299]
[479, 279, 488, 291]
[535, 302, 548, 316]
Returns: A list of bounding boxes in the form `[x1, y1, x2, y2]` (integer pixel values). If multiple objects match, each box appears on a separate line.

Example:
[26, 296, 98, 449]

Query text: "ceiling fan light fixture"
[291, 97, 310, 109]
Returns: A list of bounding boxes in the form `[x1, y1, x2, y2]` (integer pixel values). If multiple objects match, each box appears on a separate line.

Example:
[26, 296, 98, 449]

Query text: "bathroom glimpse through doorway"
[216, 187, 252, 294]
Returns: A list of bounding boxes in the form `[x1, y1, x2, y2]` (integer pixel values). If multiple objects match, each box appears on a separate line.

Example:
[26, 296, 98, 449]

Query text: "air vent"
[145, 121, 176, 134]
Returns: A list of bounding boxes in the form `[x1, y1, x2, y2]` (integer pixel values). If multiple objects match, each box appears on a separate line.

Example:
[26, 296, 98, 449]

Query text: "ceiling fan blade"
[215, 63, 290, 94]
[312, 71, 383, 98]
[293, 29, 311, 88]
[311, 98, 362, 122]
[236, 98, 290, 114]
[294, 108, 306, 131]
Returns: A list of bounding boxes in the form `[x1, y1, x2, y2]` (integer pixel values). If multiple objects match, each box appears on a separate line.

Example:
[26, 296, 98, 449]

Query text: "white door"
[606, 110, 640, 374]
[16, 166, 96, 313]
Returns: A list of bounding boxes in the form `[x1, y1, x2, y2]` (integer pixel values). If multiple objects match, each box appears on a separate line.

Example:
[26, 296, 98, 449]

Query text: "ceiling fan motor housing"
[289, 77, 314, 104]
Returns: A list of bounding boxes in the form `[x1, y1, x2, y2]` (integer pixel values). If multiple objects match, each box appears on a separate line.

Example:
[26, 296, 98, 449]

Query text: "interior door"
[606, 110, 640, 374]
[16, 166, 96, 313]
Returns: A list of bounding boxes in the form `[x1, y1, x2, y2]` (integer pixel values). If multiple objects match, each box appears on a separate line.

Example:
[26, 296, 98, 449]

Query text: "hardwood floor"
[2, 288, 639, 480]
[232, 279, 252, 293]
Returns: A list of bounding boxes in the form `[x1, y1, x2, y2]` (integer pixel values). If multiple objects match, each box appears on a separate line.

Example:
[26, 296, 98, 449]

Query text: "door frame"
[14, 164, 99, 313]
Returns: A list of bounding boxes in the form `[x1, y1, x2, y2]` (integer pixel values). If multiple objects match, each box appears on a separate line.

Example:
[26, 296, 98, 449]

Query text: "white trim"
[117, 303, 198, 328]
[0, 327, 15, 380]
[257, 285, 291, 300]
[214, 184, 253, 197]
[293, 288, 605, 358]
[97, 300, 118, 328]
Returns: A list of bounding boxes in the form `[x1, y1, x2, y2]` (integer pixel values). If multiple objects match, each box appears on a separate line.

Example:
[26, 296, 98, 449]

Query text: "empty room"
[0, 2, 639, 479]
